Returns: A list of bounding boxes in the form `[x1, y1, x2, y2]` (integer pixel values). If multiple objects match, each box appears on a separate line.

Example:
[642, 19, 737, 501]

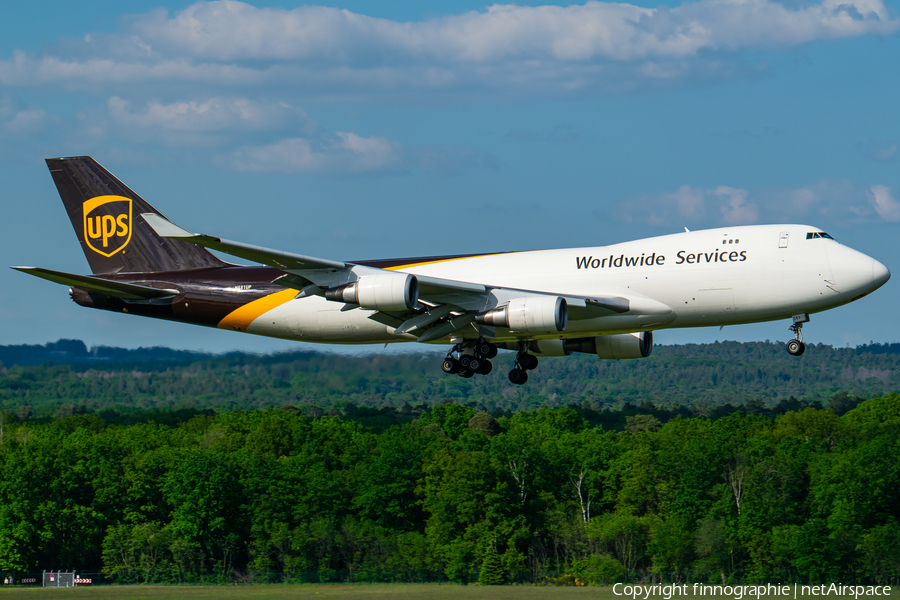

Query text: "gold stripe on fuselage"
[383, 253, 510, 271]
[218, 289, 297, 332]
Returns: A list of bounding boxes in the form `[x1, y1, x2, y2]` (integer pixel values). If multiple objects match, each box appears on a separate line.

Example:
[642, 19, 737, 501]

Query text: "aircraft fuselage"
[70, 223, 888, 345]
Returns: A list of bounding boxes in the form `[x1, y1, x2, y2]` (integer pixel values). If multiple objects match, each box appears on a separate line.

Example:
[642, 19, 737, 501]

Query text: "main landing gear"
[786, 313, 809, 356]
[508, 343, 539, 386]
[441, 339, 498, 378]
[440, 340, 540, 384]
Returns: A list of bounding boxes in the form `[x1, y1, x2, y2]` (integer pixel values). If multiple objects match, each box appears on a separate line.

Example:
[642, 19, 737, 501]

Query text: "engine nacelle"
[498, 339, 571, 356]
[325, 273, 418, 311]
[476, 296, 568, 332]
[532, 339, 571, 357]
[565, 331, 653, 359]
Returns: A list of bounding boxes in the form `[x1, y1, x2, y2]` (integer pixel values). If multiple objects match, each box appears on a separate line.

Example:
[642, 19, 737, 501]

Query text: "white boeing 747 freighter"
[13, 157, 891, 384]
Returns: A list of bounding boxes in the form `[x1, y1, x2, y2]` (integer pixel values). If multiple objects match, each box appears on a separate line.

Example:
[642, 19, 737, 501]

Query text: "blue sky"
[0, 0, 897, 354]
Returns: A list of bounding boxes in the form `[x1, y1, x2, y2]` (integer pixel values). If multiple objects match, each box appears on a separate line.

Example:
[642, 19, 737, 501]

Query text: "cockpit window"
[806, 232, 835, 240]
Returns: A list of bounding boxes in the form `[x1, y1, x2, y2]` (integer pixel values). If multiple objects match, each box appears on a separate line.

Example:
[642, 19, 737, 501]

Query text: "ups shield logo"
[83, 195, 132, 257]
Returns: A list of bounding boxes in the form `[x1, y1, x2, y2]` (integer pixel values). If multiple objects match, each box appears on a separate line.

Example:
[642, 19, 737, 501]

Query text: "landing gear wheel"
[459, 355, 473, 369]
[787, 314, 809, 357]
[458, 366, 474, 378]
[476, 360, 493, 375]
[475, 341, 497, 359]
[509, 368, 528, 385]
[441, 357, 460, 374]
[786, 339, 806, 356]
[520, 354, 539, 371]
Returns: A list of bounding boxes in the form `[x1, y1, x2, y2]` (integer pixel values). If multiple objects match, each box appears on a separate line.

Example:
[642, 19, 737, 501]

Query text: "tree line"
[0, 396, 897, 585]
[1, 340, 899, 418]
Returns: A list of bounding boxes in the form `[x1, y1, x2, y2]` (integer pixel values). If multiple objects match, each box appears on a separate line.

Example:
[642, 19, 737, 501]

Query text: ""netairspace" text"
[612, 583, 892, 600]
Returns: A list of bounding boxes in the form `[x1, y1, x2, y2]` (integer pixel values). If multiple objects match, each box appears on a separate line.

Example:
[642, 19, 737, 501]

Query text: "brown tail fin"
[47, 156, 226, 274]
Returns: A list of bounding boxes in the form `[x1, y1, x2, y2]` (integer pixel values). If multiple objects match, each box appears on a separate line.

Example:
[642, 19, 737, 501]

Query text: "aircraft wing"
[11, 266, 178, 300]
[141, 213, 346, 271]
[143, 212, 492, 298]
[143, 212, 672, 340]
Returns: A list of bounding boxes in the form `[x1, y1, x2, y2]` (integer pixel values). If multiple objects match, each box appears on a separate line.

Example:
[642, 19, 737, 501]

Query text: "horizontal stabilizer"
[141, 213, 346, 272]
[11, 266, 178, 300]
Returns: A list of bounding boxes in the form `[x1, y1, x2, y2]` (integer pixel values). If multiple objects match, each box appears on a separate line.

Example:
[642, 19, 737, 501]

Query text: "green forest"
[0, 395, 898, 585]
[0, 340, 897, 586]
[1, 339, 899, 418]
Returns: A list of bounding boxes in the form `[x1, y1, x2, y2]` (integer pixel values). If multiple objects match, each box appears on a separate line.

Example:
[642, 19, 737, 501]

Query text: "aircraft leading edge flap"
[141, 213, 346, 272]
[11, 267, 178, 300]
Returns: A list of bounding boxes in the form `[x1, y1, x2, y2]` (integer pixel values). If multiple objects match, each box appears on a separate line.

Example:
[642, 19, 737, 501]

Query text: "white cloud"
[619, 184, 711, 226]
[675, 185, 706, 221]
[0, 94, 51, 136]
[229, 133, 497, 176]
[716, 186, 759, 225]
[4, 108, 48, 133]
[132, 0, 897, 63]
[232, 133, 403, 175]
[618, 179, 900, 227]
[108, 96, 307, 132]
[859, 138, 898, 162]
[0, 51, 266, 87]
[0, 0, 896, 96]
[869, 185, 900, 221]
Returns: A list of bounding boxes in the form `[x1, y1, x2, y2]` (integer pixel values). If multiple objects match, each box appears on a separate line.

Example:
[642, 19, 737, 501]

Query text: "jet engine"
[325, 273, 418, 311]
[476, 296, 568, 332]
[565, 331, 653, 359]
[531, 339, 570, 356]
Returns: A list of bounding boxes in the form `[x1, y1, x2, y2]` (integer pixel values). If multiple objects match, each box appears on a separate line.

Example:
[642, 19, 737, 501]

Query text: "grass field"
[0, 585, 896, 600]
[0, 584, 603, 599]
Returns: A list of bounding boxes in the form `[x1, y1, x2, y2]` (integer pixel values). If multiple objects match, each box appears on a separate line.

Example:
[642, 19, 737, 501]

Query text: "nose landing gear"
[786, 314, 809, 356]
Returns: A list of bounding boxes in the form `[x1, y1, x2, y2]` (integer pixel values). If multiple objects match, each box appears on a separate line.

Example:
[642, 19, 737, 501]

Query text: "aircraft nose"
[873, 259, 891, 289]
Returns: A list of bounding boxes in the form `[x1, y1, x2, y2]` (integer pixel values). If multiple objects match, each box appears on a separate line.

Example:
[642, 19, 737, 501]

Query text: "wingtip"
[140, 212, 196, 238]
